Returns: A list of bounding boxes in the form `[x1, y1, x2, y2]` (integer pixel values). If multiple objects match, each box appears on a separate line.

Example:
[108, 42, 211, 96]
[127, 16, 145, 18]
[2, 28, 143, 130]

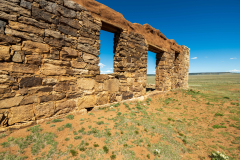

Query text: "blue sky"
[98, 0, 240, 74]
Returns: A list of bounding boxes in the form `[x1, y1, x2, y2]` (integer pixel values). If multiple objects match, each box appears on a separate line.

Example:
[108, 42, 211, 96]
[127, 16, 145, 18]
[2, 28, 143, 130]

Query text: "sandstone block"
[63, 0, 86, 11]
[58, 25, 78, 37]
[20, 0, 32, 10]
[0, 85, 10, 94]
[19, 77, 42, 88]
[0, 46, 10, 61]
[42, 59, 70, 66]
[0, 11, 17, 21]
[69, 68, 88, 75]
[77, 44, 99, 56]
[55, 99, 76, 112]
[86, 64, 99, 71]
[44, 37, 71, 48]
[41, 63, 66, 76]
[77, 78, 95, 90]
[66, 92, 82, 99]
[83, 53, 99, 64]
[54, 82, 70, 92]
[8, 104, 34, 125]
[71, 61, 87, 69]
[95, 75, 109, 82]
[32, 7, 58, 24]
[0, 96, 24, 109]
[0, 34, 21, 45]
[56, 5, 76, 18]
[48, 0, 63, 5]
[78, 37, 95, 45]
[77, 95, 96, 109]
[18, 16, 49, 29]
[62, 47, 78, 56]
[103, 79, 119, 92]
[97, 91, 108, 105]
[39, 0, 57, 14]
[5, 28, 43, 42]
[34, 102, 55, 119]
[122, 92, 133, 100]
[59, 16, 81, 29]
[12, 51, 23, 62]
[26, 55, 42, 65]
[20, 95, 38, 105]
[0, 0, 31, 16]
[39, 93, 65, 103]
[43, 78, 58, 85]
[22, 41, 50, 53]
[45, 29, 64, 39]
[127, 78, 134, 85]
[0, 63, 39, 74]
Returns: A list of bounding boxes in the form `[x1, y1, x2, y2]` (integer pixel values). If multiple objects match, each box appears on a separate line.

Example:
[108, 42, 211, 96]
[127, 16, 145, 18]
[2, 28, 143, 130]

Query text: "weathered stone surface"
[39, 93, 65, 103]
[22, 41, 50, 53]
[55, 99, 76, 112]
[77, 78, 95, 90]
[77, 95, 96, 109]
[86, 64, 99, 71]
[41, 63, 66, 76]
[56, 5, 76, 18]
[0, 0, 31, 16]
[20, 0, 32, 10]
[0, 85, 10, 94]
[59, 16, 81, 29]
[0, 46, 10, 61]
[71, 61, 87, 69]
[95, 83, 103, 92]
[63, 0, 86, 11]
[32, 7, 59, 24]
[0, 63, 39, 74]
[35, 102, 55, 119]
[39, 0, 57, 14]
[127, 78, 134, 85]
[122, 92, 133, 100]
[28, 86, 53, 94]
[9, 21, 44, 36]
[54, 82, 70, 92]
[58, 25, 78, 37]
[44, 37, 71, 48]
[8, 104, 34, 125]
[26, 55, 42, 65]
[97, 91, 108, 105]
[95, 75, 109, 82]
[103, 79, 119, 92]
[48, 0, 63, 5]
[0, 11, 17, 21]
[20, 95, 38, 105]
[62, 47, 78, 57]
[0, 96, 24, 109]
[69, 68, 88, 75]
[77, 44, 99, 56]
[78, 37, 95, 45]
[45, 29, 64, 39]
[42, 59, 70, 66]
[43, 78, 58, 85]
[66, 92, 82, 99]
[0, 33, 21, 45]
[5, 28, 43, 42]
[19, 77, 42, 88]
[12, 51, 23, 62]
[82, 53, 99, 64]
[18, 16, 49, 29]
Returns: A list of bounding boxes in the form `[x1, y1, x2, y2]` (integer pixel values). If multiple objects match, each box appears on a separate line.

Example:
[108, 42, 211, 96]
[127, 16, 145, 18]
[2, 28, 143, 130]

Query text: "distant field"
[147, 76, 155, 84]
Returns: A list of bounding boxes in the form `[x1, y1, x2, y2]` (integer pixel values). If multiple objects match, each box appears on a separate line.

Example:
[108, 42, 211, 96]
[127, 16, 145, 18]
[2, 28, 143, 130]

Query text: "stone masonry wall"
[0, 0, 190, 128]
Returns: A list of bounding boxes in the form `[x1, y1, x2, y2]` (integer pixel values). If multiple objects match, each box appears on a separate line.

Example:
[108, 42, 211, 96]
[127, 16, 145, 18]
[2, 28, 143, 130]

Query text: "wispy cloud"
[229, 69, 240, 72]
[98, 63, 106, 68]
[230, 58, 237, 59]
[191, 57, 197, 59]
[107, 68, 113, 69]
[101, 70, 112, 74]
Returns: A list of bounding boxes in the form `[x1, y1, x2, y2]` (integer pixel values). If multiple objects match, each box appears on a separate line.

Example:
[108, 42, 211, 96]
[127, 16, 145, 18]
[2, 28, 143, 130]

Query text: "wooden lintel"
[148, 42, 167, 53]
[101, 19, 124, 33]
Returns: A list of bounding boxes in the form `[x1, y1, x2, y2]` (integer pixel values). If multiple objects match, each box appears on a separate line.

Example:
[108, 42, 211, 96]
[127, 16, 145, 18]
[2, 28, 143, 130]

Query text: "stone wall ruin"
[0, 0, 190, 128]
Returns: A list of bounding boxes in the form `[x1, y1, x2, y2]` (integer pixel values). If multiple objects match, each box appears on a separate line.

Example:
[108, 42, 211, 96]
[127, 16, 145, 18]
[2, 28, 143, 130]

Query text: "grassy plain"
[0, 74, 239, 160]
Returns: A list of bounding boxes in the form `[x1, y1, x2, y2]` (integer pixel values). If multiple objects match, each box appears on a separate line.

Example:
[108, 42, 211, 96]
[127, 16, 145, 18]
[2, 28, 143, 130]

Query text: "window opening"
[99, 30, 115, 74]
[147, 51, 157, 91]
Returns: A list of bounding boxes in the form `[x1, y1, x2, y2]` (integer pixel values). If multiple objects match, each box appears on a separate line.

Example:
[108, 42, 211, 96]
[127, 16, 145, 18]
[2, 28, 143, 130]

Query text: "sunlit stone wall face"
[0, 0, 190, 128]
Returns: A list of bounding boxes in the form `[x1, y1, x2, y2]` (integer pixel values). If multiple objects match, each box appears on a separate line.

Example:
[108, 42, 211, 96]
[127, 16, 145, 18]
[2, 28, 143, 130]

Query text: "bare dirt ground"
[0, 74, 240, 160]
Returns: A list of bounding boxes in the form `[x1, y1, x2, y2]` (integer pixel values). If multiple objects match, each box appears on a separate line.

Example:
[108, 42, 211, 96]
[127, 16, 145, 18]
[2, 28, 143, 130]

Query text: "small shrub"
[96, 121, 104, 125]
[78, 128, 85, 133]
[66, 115, 74, 120]
[123, 144, 128, 147]
[110, 154, 116, 160]
[73, 131, 78, 135]
[46, 122, 50, 124]
[65, 138, 70, 141]
[79, 147, 86, 151]
[135, 130, 139, 134]
[147, 154, 150, 159]
[70, 149, 78, 156]
[114, 103, 120, 107]
[74, 136, 82, 140]
[215, 113, 224, 117]
[27, 125, 42, 133]
[144, 128, 148, 132]
[79, 118, 84, 121]
[182, 139, 187, 144]
[50, 124, 55, 127]
[103, 145, 109, 153]
[212, 125, 227, 129]
[1, 142, 10, 148]
[168, 118, 175, 122]
[85, 143, 89, 146]
[120, 131, 124, 134]
[51, 119, 63, 123]
[106, 131, 111, 136]
[0, 133, 6, 139]
[117, 112, 122, 116]
[93, 144, 99, 147]
[57, 126, 64, 131]
[211, 151, 229, 160]
[65, 123, 72, 128]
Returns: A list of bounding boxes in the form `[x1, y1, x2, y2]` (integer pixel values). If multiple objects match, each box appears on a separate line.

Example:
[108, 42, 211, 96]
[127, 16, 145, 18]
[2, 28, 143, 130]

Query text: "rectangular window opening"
[99, 30, 115, 75]
[147, 51, 157, 92]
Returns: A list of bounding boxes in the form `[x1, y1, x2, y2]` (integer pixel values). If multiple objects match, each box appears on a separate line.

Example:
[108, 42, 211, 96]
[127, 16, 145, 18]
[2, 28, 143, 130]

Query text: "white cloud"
[98, 63, 106, 68]
[191, 57, 197, 59]
[229, 69, 240, 72]
[101, 70, 112, 74]
[107, 68, 113, 69]
[230, 58, 237, 59]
